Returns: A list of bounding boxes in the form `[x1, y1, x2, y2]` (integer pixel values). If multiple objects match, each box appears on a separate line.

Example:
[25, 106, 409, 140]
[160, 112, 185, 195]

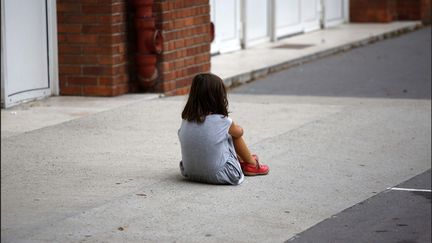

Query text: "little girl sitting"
[178, 73, 269, 185]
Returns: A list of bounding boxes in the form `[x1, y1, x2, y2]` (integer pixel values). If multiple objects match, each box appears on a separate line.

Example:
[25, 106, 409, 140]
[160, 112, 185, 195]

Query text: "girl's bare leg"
[232, 136, 257, 165]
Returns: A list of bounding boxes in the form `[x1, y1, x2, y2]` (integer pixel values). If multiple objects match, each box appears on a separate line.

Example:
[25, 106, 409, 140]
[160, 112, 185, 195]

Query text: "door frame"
[1, 0, 58, 108]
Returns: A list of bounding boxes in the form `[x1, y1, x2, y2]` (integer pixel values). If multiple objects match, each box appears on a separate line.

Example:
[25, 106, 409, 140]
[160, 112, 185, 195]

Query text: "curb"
[223, 23, 424, 89]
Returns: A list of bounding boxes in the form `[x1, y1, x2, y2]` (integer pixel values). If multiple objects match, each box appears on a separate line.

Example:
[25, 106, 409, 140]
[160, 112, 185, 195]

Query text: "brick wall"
[350, 0, 397, 22]
[57, 0, 211, 97]
[421, 0, 431, 24]
[153, 0, 211, 95]
[350, 0, 431, 23]
[397, 0, 422, 20]
[57, 0, 130, 96]
[396, 0, 431, 23]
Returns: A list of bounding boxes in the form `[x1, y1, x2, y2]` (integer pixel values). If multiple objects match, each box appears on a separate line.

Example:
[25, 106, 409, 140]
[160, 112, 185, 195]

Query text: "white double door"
[323, 0, 347, 27]
[209, 0, 272, 52]
[274, 0, 347, 38]
[274, 0, 321, 39]
[211, 0, 348, 54]
[210, 0, 322, 53]
[210, 0, 272, 53]
[210, 0, 242, 54]
[243, 0, 271, 48]
[1, 0, 57, 108]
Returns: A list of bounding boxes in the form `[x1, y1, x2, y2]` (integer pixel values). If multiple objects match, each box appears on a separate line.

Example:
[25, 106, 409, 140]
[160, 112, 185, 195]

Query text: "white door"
[243, 0, 270, 48]
[324, 0, 346, 27]
[274, 0, 302, 38]
[210, 0, 242, 54]
[1, 0, 57, 108]
[301, 0, 321, 32]
[274, 0, 320, 39]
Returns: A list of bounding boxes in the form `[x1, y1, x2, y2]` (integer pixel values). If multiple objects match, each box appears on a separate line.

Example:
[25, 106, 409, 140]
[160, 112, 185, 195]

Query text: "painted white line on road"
[387, 187, 431, 192]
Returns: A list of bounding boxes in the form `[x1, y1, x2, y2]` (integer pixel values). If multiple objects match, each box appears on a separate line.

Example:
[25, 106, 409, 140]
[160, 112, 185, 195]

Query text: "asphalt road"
[287, 170, 431, 243]
[233, 27, 432, 243]
[232, 27, 431, 99]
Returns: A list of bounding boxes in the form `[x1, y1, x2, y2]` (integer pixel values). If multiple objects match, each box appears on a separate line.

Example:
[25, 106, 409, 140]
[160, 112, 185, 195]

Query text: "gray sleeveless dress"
[178, 115, 244, 185]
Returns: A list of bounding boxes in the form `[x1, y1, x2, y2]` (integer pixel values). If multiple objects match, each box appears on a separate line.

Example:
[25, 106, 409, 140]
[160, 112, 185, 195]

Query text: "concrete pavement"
[1, 94, 430, 242]
[0, 94, 159, 139]
[1, 22, 431, 242]
[232, 26, 431, 242]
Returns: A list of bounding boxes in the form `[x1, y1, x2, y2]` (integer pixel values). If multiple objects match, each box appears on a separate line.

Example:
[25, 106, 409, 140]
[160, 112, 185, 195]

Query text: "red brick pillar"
[153, 0, 212, 95]
[396, 0, 431, 23]
[421, 0, 431, 24]
[397, 0, 422, 20]
[57, 0, 130, 96]
[350, 0, 397, 22]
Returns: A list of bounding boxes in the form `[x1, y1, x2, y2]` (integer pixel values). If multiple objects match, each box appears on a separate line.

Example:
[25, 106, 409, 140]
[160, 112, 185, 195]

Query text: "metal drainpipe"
[132, 0, 163, 90]
[210, 22, 215, 43]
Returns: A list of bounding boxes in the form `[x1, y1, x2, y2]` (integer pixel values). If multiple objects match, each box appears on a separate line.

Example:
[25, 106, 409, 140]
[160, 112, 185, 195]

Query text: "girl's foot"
[239, 154, 269, 176]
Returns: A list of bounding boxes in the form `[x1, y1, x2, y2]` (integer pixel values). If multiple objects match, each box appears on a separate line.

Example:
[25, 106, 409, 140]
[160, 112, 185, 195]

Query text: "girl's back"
[178, 114, 237, 182]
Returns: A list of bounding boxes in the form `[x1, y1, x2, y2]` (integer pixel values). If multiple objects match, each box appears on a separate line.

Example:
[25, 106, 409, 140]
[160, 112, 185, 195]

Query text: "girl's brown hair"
[181, 73, 228, 123]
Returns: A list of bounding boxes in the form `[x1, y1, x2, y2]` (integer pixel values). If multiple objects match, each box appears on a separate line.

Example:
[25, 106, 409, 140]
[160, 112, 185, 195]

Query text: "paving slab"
[0, 94, 159, 139]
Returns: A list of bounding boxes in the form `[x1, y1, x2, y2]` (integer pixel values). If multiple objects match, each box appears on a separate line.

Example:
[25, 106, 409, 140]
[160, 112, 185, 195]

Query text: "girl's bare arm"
[228, 121, 244, 138]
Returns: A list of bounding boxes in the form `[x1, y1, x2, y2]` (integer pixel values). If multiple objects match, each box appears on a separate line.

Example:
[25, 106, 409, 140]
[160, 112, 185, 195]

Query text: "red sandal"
[238, 154, 269, 176]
